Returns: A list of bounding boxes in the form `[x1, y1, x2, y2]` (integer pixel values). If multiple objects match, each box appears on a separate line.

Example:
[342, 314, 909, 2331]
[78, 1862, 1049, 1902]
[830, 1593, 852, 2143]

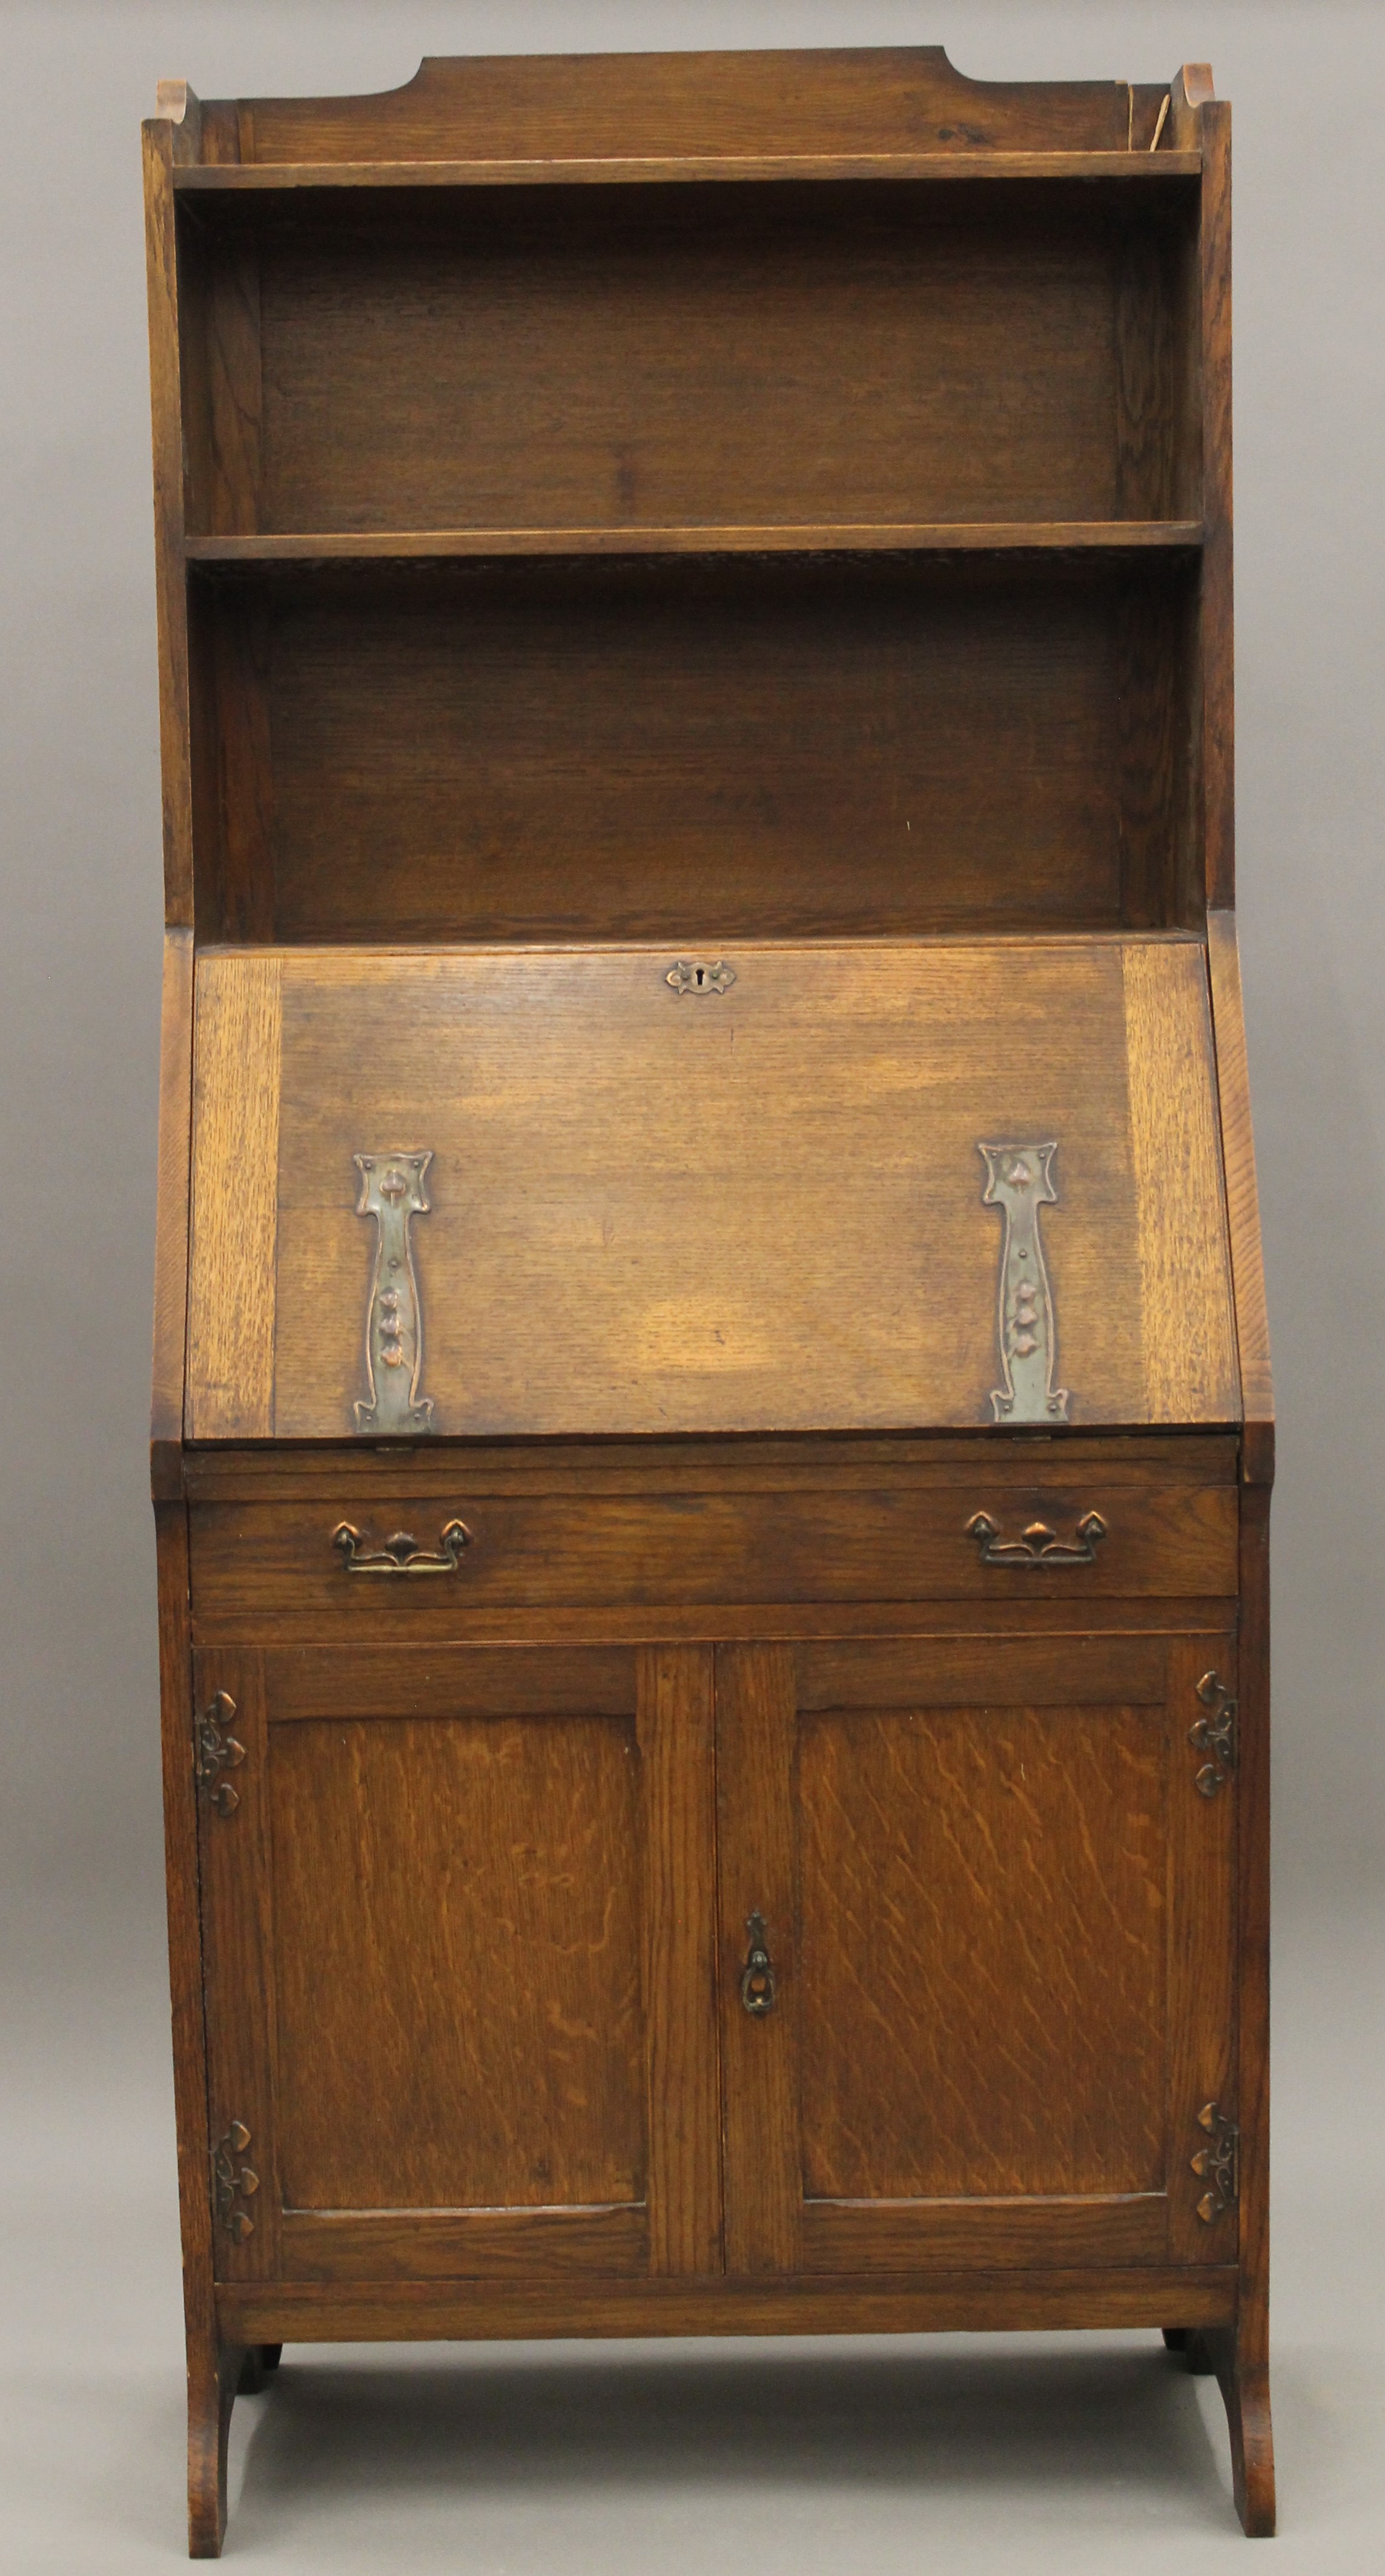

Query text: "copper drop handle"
[332, 1520, 472, 1575]
[966, 1508, 1107, 1568]
[740, 1912, 777, 2015]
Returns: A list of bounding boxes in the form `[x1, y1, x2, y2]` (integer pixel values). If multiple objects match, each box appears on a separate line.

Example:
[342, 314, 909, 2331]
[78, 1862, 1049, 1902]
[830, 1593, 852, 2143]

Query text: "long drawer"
[189, 1465, 1239, 1639]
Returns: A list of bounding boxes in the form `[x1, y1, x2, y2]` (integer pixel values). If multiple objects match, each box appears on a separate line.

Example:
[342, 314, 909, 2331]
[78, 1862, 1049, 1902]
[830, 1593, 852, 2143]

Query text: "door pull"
[740, 1912, 777, 2015]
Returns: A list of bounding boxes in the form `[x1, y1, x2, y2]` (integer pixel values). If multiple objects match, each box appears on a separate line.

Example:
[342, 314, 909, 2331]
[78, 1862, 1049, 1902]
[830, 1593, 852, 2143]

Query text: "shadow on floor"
[231, 2334, 1235, 2544]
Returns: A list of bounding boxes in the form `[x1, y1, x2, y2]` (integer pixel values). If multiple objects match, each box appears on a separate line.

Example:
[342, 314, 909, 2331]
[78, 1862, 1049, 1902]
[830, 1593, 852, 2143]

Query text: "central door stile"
[715, 1643, 801, 2276]
[636, 1646, 723, 2276]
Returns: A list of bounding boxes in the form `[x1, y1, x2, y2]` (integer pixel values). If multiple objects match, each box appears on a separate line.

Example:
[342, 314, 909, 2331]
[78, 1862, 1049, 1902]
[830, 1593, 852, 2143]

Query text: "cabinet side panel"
[155, 1505, 217, 2337]
[1198, 102, 1234, 908]
[1166, 1636, 1238, 2259]
[142, 121, 193, 925]
[151, 930, 194, 1487]
[1207, 911, 1273, 1446]
[1237, 1484, 1272, 2370]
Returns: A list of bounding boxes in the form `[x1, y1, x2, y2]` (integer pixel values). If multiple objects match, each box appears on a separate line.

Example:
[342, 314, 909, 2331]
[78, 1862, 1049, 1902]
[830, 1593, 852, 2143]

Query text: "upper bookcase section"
[145, 50, 1234, 937]
[159, 48, 1208, 546]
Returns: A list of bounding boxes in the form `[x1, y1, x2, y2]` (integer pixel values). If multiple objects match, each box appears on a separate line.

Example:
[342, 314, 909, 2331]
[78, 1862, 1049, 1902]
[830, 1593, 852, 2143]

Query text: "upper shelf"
[172, 150, 1201, 193]
[186, 522, 1204, 566]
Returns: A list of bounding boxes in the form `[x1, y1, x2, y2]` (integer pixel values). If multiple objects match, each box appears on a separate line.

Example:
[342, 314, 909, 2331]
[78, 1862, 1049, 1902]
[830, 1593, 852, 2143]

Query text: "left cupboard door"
[193, 1645, 721, 2285]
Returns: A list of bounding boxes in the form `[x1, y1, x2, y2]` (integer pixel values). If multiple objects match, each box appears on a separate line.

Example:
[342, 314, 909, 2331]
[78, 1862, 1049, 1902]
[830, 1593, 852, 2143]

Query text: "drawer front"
[190, 1477, 1238, 1636]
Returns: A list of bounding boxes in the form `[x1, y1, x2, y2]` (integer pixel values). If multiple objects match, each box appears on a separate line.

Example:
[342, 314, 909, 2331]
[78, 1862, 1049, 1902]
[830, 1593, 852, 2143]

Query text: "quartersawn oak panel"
[185, 187, 1185, 536]
[798, 1702, 1167, 2200]
[185, 939, 1240, 1440]
[270, 1711, 644, 2213]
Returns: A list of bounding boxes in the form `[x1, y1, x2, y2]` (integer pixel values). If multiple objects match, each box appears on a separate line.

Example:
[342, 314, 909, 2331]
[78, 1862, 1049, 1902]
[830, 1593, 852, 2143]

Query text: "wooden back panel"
[179, 182, 1196, 538]
[185, 935, 1238, 1439]
[190, 555, 1197, 946]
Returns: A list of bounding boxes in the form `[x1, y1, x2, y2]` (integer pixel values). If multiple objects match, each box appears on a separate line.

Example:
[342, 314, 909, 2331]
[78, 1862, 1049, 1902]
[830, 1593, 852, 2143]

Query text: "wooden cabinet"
[144, 45, 1274, 2554]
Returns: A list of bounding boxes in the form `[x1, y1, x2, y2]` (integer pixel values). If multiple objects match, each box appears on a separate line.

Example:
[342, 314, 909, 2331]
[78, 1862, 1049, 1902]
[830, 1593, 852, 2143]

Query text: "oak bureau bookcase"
[143, 45, 1275, 2553]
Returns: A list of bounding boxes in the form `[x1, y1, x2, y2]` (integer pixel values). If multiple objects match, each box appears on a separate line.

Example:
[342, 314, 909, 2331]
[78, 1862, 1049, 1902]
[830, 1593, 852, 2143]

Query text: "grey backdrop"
[2, 3, 1381, 2568]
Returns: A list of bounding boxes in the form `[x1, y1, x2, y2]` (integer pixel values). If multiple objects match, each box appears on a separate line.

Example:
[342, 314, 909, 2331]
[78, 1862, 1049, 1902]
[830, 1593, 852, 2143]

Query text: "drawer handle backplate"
[332, 1519, 472, 1576]
[967, 1508, 1108, 1568]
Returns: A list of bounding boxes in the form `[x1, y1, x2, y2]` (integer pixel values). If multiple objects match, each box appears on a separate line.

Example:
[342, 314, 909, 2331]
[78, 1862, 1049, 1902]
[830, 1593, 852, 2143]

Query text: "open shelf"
[173, 150, 1202, 192]
[186, 521, 1204, 564]
[187, 547, 1199, 948]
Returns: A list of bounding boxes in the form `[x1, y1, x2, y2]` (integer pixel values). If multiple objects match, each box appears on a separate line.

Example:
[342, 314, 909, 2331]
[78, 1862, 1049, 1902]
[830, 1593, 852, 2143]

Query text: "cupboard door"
[717, 1635, 1237, 2276]
[195, 1643, 719, 2282]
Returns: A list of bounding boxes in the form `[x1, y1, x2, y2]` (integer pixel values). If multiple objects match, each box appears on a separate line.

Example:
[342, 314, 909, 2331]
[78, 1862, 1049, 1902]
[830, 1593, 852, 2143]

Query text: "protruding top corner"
[153, 78, 202, 162]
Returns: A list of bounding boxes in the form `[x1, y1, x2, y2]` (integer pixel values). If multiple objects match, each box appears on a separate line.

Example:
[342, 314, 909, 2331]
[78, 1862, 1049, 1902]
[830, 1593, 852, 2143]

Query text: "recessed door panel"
[271, 1712, 643, 2213]
[798, 1702, 1166, 2202]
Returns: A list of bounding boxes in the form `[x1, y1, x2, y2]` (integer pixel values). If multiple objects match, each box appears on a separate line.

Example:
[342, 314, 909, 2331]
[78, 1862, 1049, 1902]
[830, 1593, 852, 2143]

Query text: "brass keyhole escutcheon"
[740, 1911, 776, 2015]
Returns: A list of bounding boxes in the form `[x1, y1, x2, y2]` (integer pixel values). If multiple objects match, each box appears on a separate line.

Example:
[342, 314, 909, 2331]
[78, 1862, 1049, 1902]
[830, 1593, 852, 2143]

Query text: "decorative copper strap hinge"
[211, 2120, 259, 2241]
[1190, 1670, 1238, 1796]
[1191, 2101, 1239, 2223]
[194, 1691, 245, 1815]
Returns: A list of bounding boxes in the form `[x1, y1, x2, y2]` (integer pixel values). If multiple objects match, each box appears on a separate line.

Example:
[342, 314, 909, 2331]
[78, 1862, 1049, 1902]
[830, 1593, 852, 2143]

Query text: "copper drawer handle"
[966, 1509, 1107, 1568]
[332, 1519, 471, 1576]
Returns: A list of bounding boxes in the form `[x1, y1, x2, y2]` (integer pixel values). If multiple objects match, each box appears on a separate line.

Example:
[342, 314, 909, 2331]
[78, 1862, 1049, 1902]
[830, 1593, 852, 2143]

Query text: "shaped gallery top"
[185, 936, 1239, 1442]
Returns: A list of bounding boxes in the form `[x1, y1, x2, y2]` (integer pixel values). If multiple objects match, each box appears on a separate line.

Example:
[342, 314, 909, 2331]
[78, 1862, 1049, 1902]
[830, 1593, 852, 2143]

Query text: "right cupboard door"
[716, 1634, 1239, 2279]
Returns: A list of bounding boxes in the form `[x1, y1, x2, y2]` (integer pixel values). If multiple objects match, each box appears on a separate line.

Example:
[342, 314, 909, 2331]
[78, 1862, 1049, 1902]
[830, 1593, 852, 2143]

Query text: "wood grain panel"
[177, 937, 1243, 1441]
[1166, 1636, 1238, 2261]
[151, 931, 194, 1488]
[194, 1651, 281, 2279]
[245, 191, 1128, 534]
[277, 2207, 646, 2281]
[254, 560, 1142, 946]
[1207, 911, 1273, 1448]
[795, 1634, 1166, 1709]
[268, 1711, 644, 2214]
[154, 1507, 217, 2366]
[232, 50, 1165, 166]
[186, 1430, 1241, 1502]
[1123, 941, 1238, 1422]
[220, 2265, 1239, 2349]
[796, 1702, 1167, 2201]
[802, 2194, 1166, 2271]
[716, 1646, 800, 2275]
[264, 1645, 636, 1722]
[141, 117, 193, 926]
[637, 1649, 721, 2275]
[180, 156, 1204, 194]
[187, 953, 282, 1436]
[187, 1480, 1239, 1639]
